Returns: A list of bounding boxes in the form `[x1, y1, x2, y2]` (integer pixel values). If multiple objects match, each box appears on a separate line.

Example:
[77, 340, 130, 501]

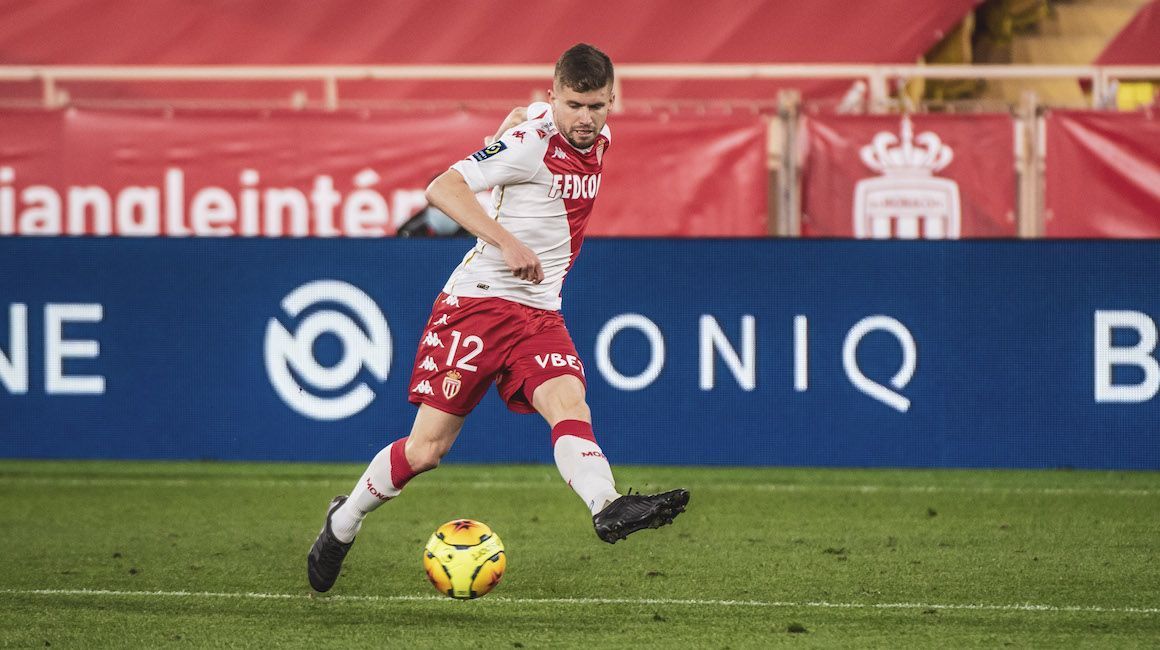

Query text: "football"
[422, 519, 507, 599]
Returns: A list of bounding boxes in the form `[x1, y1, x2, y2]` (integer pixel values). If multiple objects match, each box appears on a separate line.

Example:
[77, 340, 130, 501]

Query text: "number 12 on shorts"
[446, 331, 484, 372]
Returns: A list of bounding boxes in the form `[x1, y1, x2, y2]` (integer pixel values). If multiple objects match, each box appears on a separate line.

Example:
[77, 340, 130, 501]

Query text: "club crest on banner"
[853, 116, 961, 239]
[442, 370, 462, 399]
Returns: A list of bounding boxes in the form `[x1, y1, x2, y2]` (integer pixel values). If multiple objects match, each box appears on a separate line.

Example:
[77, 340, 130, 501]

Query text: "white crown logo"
[859, 116, 953, 176]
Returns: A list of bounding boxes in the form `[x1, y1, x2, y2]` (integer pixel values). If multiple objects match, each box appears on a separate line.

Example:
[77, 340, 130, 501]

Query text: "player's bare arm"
[484, 106, 528, 146]
[425, 170, 544, 284]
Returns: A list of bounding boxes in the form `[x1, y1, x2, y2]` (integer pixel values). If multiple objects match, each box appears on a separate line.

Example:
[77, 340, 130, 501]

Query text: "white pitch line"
[0, 476, 1157, 496]
[1, 589, 1157, 615]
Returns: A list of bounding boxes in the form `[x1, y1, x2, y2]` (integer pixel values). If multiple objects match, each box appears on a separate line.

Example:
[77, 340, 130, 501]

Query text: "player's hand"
[501, 239, 544, 284]
[484, 106, 529, 146]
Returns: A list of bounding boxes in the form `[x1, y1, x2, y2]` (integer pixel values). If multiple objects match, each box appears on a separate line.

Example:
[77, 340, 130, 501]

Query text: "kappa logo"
[442, 370, 463, 399]
[853, 116, 961, 240]
[412, 380, 434, 395]
[433, 314, 449, 326]
[470, 141, 507, 162]
[419, 356, 439, 371]
[552, 146, 568, 160]
[424, 331, 444, 347]
[442, 295, 460, 307]
[264, 280, 392, 421]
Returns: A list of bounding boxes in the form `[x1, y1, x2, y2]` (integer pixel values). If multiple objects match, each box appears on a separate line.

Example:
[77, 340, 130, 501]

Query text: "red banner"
[799, 114, 1016, 238]
[0, 108, 766, 237]
[1045, 110, 1160, 238]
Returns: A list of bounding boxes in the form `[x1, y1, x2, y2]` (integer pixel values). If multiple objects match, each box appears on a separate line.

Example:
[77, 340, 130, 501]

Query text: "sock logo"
[580, 450, 605, 458]
[264, 280, 392, 420]
[365, 477, 392, 501]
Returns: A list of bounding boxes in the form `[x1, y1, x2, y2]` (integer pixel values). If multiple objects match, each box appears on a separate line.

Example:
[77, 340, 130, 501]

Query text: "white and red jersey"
[444, 102, 610, 311]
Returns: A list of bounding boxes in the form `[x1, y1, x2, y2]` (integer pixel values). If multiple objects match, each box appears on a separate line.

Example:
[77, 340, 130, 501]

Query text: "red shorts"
[407, 293, 586, 416]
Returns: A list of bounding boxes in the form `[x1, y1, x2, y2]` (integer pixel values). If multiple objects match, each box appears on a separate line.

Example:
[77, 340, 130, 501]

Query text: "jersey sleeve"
[451, 130, 544, 193]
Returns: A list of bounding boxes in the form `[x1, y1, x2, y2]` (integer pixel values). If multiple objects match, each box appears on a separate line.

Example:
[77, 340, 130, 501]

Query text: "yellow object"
[423, 519, 507, 599]
[1117, 82, 1159, 110]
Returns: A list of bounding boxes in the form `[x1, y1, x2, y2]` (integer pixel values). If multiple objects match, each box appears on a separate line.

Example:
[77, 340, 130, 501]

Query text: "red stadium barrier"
[1045, 110, 1160, 238]
[799, 113, 1017, 238]
[0, 108, 767, 237]
[0, 0, 978, 104]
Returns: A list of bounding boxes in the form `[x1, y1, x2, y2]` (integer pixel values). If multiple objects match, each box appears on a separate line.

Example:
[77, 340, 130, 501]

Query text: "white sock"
[330, 438, 416, 543]
[551, 420, 620, 515]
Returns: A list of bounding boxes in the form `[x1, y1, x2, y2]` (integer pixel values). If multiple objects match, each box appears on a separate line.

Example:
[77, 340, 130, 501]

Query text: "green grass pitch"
[1, 460, 1158, 648]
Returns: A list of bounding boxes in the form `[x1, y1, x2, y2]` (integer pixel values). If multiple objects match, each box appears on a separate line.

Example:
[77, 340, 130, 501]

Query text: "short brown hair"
[554, 43, 614, 93]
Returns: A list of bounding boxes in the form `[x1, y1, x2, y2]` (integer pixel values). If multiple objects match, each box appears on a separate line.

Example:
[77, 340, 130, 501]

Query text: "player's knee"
[558, 395, 591, 421]
[533, 375, 590, 421]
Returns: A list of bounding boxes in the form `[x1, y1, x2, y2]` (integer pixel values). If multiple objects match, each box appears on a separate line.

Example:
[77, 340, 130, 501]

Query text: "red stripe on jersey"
[544, 133, 608, 292]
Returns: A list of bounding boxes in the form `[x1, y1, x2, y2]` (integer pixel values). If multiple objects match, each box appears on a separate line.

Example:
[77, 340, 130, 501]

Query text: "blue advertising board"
[1, 238, 1158, 469]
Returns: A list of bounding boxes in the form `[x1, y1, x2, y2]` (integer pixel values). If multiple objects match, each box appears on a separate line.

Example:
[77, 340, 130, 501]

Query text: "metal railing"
[1, 64, 1158, 110]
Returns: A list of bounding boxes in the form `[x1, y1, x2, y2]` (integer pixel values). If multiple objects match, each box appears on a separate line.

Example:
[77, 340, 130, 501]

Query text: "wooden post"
[1016, 90, 1042, 238]
[777, 89, 802, 237]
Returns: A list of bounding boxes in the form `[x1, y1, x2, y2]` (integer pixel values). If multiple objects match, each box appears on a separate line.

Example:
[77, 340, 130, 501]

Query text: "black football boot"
[592, 488, 690, 544]
[307, 495, 355, 592]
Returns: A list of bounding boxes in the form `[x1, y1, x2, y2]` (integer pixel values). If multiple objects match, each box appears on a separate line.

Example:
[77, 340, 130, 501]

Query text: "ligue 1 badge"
[470, 141, 508, 162]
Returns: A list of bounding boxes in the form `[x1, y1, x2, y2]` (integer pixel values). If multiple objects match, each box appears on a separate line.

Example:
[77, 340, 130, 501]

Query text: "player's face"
[549, 82, 614, 149]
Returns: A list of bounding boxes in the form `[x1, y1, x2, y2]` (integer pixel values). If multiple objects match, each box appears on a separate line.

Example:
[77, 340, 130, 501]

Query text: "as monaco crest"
[853, 117, 961, 239]
[442, 370, 462, 399]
